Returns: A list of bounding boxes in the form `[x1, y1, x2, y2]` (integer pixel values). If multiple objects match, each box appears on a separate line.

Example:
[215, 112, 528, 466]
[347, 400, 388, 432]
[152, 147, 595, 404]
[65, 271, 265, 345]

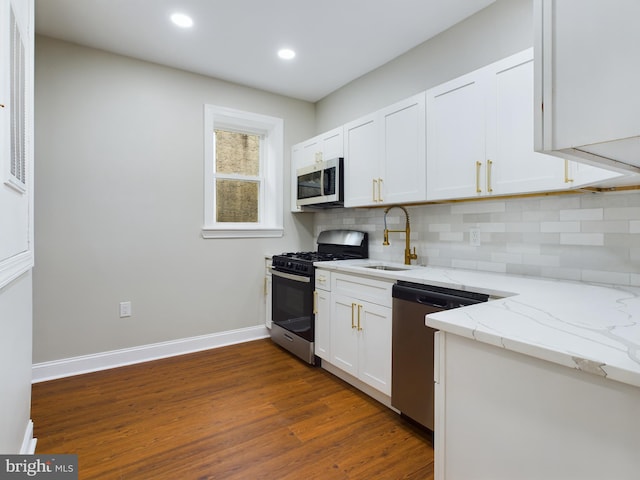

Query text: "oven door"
[271, 269, 314, 342]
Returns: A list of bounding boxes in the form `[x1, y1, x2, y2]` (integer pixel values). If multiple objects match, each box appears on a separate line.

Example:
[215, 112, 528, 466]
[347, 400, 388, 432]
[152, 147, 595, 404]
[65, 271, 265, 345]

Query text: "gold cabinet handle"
[0, 104, 5, 108]
[476, 161, 482, 193]
[378, 178, 383, 203]
[351, 303, 357, 329]
[372, 179, 378, 202]
[357, 304, 363, 331]
[313, 291, 318, 315]
[487, 159, 493, 193]
[564, 160, 574, 184]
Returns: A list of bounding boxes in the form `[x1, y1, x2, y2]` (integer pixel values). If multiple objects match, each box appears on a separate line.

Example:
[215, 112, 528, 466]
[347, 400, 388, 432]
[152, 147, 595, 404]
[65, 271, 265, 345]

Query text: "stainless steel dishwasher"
[391, 281, 489, 431]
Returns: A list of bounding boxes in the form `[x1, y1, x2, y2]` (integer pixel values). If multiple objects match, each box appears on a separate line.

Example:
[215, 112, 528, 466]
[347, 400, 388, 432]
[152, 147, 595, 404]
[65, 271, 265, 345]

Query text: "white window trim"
[202, 105, 284, 239]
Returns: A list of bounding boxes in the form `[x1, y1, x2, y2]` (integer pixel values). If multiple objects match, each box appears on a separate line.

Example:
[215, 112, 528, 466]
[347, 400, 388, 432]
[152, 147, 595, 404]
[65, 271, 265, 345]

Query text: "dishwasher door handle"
[416, 296, 447, 309]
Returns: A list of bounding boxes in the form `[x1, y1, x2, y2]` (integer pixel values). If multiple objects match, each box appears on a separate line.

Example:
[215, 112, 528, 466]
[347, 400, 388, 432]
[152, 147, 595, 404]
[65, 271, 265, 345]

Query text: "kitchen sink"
[362, 265, 411, 271]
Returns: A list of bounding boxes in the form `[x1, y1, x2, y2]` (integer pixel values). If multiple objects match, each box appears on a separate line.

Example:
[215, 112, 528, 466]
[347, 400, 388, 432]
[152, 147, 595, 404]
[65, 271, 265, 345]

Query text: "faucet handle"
[410, 247, 418, 260]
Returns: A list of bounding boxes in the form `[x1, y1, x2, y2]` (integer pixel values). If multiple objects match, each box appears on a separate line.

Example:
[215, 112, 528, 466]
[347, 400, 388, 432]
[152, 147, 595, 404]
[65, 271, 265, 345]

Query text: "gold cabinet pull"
[0, 104, 5, 108]
[487, 159, 493, 193]
[378, 178, 383, 203]
[476, 161, 482, 193]
[351, 303, 357, 329]
[313, 291, 318, 314]
[372, 179, 378, 202]
[357, 304, 363, 331]
[564, 160, 574, 184]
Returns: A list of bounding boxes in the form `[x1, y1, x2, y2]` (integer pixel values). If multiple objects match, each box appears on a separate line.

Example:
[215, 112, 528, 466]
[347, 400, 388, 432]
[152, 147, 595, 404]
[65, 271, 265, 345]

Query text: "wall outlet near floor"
[469, 227, 481, 247]
[119, 301, 132, 318]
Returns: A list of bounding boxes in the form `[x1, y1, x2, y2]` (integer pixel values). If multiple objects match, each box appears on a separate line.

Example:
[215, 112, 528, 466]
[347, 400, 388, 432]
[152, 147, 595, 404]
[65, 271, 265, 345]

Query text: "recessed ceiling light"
[278, 48, 296, 60]
[171, 13, 193, 28]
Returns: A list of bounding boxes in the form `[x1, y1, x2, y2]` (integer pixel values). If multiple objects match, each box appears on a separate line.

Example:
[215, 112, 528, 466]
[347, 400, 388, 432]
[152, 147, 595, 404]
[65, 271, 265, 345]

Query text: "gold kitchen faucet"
[383, 205, 417, 265]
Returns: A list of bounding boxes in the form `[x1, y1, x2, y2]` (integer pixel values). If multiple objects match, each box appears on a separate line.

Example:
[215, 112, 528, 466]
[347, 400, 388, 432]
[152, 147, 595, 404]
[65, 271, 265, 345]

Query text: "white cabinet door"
[314, 269, 332, 360]
[317, 126, 343, 160]
[426, 71, 486, 200]
[379, 93, 426, 204]
[344, 113, 380, 207]
[487, 50, 564, 195]
[534, 0, 640, 171]
[344, 94, 427, 207]
[331, 294, 359, 377]
[357, 301, 392, 396]
[314, 288, 331, 360]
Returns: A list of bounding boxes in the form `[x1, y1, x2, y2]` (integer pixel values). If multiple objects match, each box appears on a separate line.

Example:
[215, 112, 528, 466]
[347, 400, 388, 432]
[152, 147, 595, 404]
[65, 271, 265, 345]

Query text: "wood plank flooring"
[31, 339, 434, 479]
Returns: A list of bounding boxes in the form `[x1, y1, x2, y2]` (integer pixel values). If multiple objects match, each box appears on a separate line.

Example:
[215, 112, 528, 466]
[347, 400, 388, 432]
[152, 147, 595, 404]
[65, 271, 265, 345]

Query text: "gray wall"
[316, 0, 533, 132]
[33, 37, 316, 363]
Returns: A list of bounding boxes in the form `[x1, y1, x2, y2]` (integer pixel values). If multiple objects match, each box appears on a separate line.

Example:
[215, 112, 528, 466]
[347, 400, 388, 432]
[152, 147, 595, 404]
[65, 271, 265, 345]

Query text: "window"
[202, 105, 284, 238]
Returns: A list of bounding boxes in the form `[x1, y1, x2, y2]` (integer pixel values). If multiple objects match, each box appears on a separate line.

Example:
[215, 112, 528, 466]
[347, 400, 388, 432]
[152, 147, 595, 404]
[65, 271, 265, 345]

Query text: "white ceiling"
[35, 0, 495, 102]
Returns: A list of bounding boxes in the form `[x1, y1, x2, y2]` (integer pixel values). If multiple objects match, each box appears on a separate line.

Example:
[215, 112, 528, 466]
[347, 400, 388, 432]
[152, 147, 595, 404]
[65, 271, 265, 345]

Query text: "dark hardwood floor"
[31, 339, 434, 479]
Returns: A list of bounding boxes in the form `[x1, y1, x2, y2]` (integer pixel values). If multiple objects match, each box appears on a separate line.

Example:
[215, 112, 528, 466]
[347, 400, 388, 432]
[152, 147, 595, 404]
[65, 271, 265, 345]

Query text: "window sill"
[201, 227, 284, 239]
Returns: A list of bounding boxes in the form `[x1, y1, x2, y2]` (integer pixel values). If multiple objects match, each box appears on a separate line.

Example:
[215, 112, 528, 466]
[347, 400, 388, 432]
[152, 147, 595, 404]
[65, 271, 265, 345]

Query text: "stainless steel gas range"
[270, 230, 368, 364]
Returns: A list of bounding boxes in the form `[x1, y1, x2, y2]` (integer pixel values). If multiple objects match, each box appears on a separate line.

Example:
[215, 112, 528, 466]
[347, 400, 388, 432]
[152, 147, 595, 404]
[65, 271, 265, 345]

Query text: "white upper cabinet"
[427, 48, 621, 202]
[290, 126, 344, 212]
[426, 70, 486, 200]
[344, 92, 426, 207]
[486, 50, 567, 196]
[534, 0, 640, 173]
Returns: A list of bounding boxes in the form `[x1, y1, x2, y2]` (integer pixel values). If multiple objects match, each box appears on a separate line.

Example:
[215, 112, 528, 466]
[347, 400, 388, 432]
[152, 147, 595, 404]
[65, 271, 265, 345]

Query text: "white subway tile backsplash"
[451, 259, 478, 270]
[476, 261, 507, 273]
[491, 252, 523, 264]
[314, 190, 640, 286]
[582, 221, 629, 233]
[559, 208, 603, 221]
[439, 232, 464, 242]
[521, 253, 560, 267]
[560, 233, 604, 246]
[428, 223, 452, 232]
[581, 269, 631, 286]
[604, 207, 640, 220]
[478, 222, 506, 233]
[630, 220, 640, 233]
[541, 221, 580, 233]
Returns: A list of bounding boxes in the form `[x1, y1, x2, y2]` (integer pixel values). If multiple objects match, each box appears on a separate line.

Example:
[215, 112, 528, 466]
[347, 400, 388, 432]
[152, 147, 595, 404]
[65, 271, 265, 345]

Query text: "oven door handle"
[271, 269, 311, 283]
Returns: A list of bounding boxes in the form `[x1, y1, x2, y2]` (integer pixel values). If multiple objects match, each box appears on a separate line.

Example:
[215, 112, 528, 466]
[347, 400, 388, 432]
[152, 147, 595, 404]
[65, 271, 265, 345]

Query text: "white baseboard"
[32, 325, 269, 383]
[20, 420, 36, 454]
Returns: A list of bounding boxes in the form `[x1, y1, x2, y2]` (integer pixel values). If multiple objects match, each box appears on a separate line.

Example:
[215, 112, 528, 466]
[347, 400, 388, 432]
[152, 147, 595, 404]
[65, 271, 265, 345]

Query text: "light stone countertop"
[314, 259, 640, 389]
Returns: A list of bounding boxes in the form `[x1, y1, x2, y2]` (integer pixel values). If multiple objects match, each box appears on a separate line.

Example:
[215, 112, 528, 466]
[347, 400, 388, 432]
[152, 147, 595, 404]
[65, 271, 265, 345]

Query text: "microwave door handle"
[271, 269, 311, 283]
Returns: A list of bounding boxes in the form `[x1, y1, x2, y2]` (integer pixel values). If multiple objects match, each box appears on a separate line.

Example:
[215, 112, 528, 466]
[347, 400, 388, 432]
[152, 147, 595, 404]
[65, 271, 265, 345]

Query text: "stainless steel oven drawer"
[270, 323, 316, 364]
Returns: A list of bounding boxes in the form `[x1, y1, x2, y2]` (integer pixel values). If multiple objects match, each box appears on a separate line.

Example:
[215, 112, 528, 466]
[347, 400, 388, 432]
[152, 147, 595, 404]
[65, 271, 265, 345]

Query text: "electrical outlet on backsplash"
[313, 190, 640, 287]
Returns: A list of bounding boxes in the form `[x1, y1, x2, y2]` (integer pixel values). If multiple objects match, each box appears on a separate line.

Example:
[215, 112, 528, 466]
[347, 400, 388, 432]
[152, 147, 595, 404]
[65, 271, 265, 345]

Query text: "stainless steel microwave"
[296, 157, 344, 208]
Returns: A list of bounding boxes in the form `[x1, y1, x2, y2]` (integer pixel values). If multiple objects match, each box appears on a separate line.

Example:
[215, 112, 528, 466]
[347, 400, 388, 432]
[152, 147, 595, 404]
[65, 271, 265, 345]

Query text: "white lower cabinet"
[314, 269, 331, 360]
[328, 273, 393, 396]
